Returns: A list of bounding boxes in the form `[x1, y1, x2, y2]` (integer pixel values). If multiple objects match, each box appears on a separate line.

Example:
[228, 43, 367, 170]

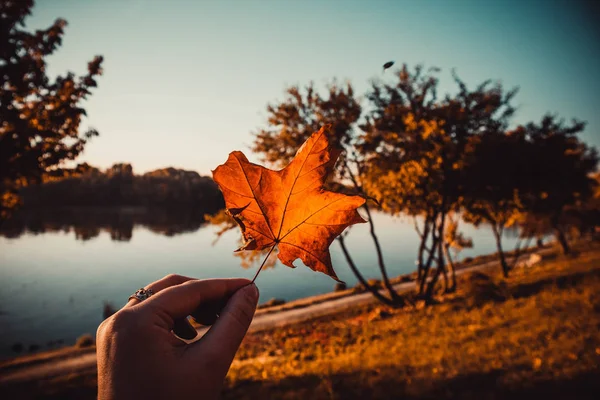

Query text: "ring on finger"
[128, 288, 155, 302]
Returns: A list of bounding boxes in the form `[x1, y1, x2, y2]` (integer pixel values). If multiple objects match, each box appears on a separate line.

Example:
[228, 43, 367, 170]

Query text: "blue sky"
[28, 0, 599, 175]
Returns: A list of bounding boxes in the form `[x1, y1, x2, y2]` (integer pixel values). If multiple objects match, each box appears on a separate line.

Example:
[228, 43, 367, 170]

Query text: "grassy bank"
[224, 243, 600, 399]
[2, 243, 599, 399]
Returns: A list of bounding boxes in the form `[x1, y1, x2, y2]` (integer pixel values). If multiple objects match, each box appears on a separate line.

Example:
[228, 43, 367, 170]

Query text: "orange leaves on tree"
[212, 126, 366, 282]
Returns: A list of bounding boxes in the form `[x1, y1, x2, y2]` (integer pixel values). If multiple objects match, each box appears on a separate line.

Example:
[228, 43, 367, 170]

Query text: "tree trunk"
[415, 215, 433, 288]
[361, 203, 401, 301]
[343, 160, 400, 301]
[492, 226, 509, 278]
[554, 227, 571, 255]
[337, 237, 397, 306]
[423, 240, 444, 305]
[414, 216, 431, 282]
[550, 208, 570, 255]
[443, 243, 457, 292]
[440, 255, 449, 293]
[424, 212, 447, 304]
[418, 232, 438, 295]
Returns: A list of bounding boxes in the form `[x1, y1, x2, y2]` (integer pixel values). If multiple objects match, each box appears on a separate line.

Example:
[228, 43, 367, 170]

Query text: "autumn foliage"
[0, 0, 103, 220]
[213, 127, 366, 281]
[242, 64, 598, 304]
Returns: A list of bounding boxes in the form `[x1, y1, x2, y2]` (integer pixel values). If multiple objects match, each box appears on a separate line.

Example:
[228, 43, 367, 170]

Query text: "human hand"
[96, 275, 259, 400]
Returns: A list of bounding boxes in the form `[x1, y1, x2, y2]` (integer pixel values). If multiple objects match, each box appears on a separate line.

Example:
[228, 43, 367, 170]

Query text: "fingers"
[188, 283, 258, 371]
[122, 274, 199, 340]
[173, 317, 199, 340]
[141, 278, 252, 323]
[190, 297, 228, 326]
[125, 274, 195, 308]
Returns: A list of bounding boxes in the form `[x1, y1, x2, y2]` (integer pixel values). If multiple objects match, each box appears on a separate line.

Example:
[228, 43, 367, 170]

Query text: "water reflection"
[0, 207, 209, 241]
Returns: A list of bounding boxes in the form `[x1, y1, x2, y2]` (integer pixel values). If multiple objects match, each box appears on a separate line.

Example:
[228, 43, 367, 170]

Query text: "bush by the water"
[75, 334, 94, 348]
[459, 271, 510, 308]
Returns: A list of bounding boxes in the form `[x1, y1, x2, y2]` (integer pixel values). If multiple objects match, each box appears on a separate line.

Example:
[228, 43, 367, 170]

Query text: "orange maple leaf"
[212, 126, 366, 281]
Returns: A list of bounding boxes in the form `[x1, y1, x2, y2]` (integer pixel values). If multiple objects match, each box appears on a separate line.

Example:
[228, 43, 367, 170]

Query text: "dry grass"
[2, 243, 599, 399]
[223, 245, 600, 399]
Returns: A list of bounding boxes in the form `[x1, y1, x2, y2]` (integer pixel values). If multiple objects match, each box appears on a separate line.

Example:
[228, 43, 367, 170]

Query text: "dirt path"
[0, 250, 546, 385]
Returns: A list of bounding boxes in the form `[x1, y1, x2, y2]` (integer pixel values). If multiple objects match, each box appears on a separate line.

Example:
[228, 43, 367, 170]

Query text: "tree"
[518, 116, 598, 255]
[222, 63, 596, 306]
[0, 0, 103, 220]
[359, 64, 517, 302]
[251, 81, 407, 306]
[11, 163, 224, 212]
[462, 113, 597, 275]
[462, 129, 528, 277]
[253, 81, 360, 170]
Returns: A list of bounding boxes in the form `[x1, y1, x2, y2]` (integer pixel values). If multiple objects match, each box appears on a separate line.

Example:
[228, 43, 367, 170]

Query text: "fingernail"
[243, 283, 259, 303]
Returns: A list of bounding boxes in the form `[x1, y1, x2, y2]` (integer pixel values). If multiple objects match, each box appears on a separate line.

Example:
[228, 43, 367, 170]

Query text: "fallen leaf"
[212, 126, 366, 281]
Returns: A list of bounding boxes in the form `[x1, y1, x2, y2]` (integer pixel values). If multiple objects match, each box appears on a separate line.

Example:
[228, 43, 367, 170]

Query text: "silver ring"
[128, 288, 155, 302]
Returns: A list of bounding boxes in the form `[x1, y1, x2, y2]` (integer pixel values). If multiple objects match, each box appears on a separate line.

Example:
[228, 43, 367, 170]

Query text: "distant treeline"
[17, 163, 224, 213]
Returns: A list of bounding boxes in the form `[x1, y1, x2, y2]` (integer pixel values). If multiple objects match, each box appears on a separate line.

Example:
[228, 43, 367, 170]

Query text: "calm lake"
[0, 210, 519, 359]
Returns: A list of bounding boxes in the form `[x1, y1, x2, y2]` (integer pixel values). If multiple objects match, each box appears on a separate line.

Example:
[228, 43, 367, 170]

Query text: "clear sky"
[28, 0, 600, 175]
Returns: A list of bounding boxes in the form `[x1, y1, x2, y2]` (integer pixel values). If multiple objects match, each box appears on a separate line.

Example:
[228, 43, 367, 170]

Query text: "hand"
[96, 275, 259, 399]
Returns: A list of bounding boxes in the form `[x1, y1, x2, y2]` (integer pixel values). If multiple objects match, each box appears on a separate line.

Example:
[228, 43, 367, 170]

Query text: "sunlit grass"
[224, 244, 600, 399]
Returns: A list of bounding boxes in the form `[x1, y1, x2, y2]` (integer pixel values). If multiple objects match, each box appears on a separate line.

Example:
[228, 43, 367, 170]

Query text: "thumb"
[190, 283, 259, 369]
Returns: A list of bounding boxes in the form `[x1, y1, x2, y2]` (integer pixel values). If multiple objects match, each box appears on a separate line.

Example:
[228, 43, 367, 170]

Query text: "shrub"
[75, 334, 94, 348]
[257, 298, 286, 309]
[461, 271, 509, 308]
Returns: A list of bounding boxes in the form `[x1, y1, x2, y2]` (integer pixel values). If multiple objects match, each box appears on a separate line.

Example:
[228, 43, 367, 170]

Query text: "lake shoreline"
[0, 241, 550, 375]
[250, 242, 548, 315]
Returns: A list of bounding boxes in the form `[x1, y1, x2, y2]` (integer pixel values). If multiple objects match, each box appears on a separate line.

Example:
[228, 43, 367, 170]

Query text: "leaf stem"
[251, 244, 276, 283]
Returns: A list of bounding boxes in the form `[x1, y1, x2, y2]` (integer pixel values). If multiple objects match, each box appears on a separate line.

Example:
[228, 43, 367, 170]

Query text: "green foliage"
[0, 0, 103, 219]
